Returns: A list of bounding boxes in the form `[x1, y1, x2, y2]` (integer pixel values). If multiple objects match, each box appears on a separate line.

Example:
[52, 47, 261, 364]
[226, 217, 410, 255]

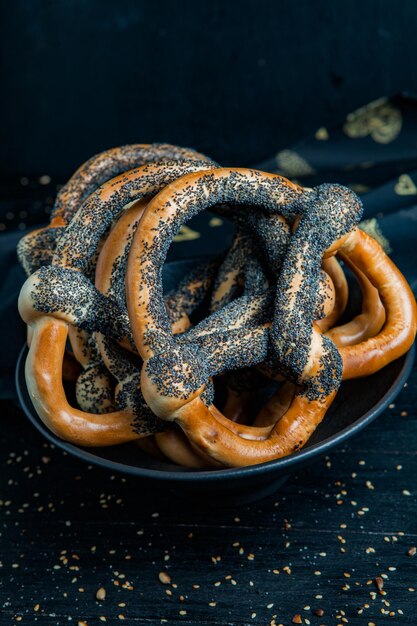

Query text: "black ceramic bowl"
[16, 258, 415, 505]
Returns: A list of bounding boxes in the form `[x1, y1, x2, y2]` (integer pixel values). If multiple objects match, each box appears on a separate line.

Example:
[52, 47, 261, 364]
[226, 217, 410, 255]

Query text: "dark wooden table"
[1, 361, 416, 625]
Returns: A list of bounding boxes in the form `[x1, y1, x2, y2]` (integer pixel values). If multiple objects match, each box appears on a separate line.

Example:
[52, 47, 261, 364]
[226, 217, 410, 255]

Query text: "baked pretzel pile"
[17, 144, 417, 468]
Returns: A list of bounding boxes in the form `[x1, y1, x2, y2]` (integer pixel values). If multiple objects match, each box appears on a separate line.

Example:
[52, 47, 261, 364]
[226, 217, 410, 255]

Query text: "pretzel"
[22, 155, 263, 453]
[191, 198, 344, 429]
[18, 160, 218, 446]
[127, 170, 334, 446]
[127, 168, 415, 467]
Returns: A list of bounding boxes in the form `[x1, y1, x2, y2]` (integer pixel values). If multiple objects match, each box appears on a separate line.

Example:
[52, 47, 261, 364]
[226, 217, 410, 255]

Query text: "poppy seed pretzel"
[127, 168, 416, 467]
[22, 155, 290, 448]
[252, 256, 385, 428]
[22, 165, 301, 457]
[173, 224, 415, 441]
[127, 170, 316, 454]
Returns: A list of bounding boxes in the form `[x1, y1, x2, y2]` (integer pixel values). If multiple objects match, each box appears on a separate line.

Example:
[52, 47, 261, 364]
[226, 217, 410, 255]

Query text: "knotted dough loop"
[127, 169, 364, 465]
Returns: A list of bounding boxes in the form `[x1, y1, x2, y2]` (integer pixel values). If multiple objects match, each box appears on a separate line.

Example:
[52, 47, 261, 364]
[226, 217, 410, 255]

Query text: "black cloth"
[2, 94, 417, 401]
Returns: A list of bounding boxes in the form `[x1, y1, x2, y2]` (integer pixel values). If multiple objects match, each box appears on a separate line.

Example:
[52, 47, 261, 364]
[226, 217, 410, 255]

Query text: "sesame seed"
[158, 572, 171, 585]
[96, 587, 106, 601]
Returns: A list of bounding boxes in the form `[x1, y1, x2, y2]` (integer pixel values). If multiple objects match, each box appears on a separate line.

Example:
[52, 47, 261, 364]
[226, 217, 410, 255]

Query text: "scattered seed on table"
[158, 572, 171, 585]
[96, 587, 106, 601]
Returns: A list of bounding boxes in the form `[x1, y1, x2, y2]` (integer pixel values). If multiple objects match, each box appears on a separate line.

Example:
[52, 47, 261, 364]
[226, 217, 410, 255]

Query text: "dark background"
[2, 3, 417, 624]
[2, 0, 417, 177]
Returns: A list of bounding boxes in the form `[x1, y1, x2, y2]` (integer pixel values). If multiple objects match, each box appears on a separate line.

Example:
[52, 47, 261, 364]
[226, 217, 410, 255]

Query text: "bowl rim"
[15, 342, 415, 483]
